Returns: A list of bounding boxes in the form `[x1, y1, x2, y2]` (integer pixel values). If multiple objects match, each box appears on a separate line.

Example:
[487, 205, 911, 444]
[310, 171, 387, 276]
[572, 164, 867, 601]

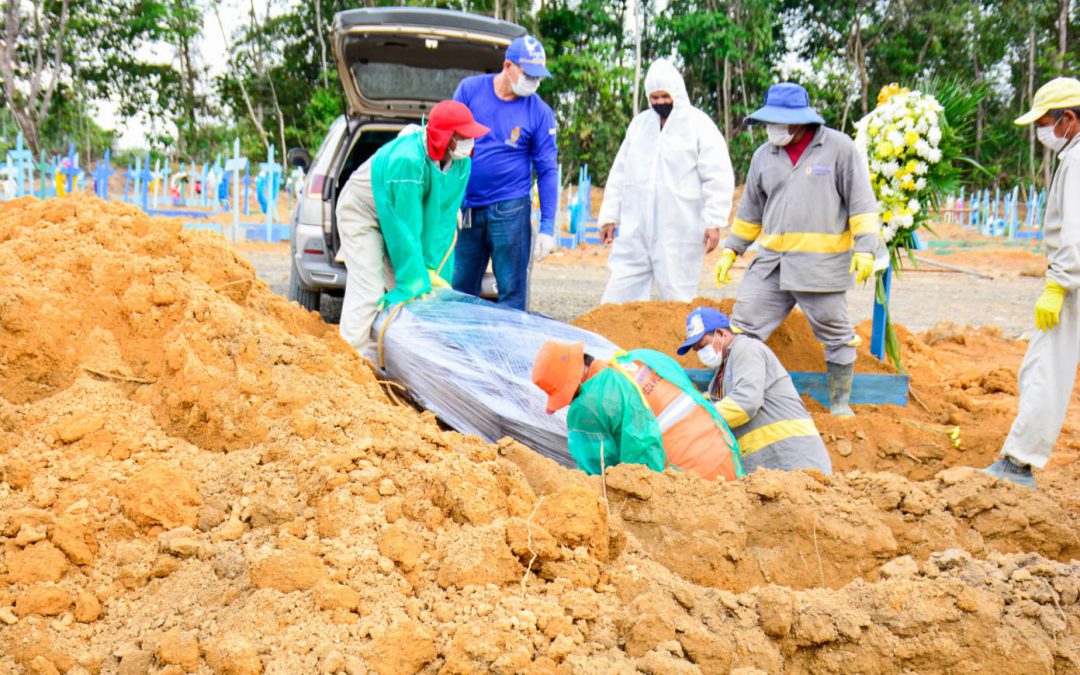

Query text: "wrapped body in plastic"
[373, 290, 617, 466]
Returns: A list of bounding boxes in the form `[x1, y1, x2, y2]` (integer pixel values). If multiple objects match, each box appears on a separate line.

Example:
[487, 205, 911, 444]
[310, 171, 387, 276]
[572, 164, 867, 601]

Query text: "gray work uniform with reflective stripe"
[708, 335, 831, 474]
[723, 127, 879, 365]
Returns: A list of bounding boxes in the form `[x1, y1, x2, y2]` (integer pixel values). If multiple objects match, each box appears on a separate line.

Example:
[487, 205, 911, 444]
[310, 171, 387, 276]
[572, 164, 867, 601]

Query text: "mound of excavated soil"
[573, 298, 895, 373]
[573, 300, 1080, 494]
[1, 196, 1079, 674]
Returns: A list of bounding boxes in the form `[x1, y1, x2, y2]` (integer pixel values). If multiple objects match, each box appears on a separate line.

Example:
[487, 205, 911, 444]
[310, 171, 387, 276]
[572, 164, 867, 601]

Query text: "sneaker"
[982, 457, 1036, 490]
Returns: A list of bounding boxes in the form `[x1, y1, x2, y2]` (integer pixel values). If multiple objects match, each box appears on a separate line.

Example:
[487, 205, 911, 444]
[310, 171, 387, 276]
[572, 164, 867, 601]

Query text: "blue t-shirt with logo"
[453, 74, 558, 234]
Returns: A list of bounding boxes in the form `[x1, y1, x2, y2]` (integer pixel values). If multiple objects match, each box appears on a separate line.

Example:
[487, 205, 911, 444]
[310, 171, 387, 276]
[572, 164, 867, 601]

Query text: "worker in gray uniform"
[715, 83, 879, 417]
[984, 77, 1080, 489]
[678, 306, 831, 474]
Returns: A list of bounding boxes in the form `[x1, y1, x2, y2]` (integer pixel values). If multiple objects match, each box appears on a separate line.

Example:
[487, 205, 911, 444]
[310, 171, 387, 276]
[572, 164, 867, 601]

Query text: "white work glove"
[535, 233, 556, 261]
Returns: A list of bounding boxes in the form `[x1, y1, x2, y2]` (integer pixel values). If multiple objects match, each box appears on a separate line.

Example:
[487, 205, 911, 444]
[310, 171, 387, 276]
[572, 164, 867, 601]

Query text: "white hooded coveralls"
[598, 60, 735, 303]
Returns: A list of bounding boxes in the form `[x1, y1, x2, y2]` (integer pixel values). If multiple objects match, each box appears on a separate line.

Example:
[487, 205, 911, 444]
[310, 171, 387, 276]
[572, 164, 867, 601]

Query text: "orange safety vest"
[589, 360, 736, 481]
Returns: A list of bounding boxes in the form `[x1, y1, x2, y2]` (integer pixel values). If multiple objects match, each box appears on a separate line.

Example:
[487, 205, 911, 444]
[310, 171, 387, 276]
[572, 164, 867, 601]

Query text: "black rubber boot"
[827, 361, 854, 418]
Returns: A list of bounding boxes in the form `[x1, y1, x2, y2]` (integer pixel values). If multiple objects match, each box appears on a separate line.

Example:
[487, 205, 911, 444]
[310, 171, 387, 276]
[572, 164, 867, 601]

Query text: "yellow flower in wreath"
[877, 82, 911, 107]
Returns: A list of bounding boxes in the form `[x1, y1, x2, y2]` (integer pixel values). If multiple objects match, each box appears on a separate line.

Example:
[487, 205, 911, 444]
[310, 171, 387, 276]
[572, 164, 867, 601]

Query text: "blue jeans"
[452, 196, 532, 310]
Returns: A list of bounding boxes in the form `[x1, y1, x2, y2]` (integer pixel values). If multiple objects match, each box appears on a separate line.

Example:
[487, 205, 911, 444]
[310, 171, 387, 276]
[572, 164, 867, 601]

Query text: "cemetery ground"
[3, 195, 1080, 673]
[242, 219, 1047, 337]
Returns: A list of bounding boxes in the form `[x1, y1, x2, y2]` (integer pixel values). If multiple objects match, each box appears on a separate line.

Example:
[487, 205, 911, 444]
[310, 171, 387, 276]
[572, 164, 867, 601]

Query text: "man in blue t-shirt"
[452, 35, 559, 311]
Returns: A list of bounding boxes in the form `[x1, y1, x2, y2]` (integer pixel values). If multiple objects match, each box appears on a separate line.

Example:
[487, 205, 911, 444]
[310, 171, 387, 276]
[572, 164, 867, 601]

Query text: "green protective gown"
[566, 349, 743, 476]
[371, 130, 470, 307]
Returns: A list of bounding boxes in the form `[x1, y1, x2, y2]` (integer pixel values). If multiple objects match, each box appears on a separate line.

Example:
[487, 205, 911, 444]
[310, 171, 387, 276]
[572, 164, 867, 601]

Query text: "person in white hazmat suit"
[597, 59, 735, 303]
[983, 77, 1080, 490]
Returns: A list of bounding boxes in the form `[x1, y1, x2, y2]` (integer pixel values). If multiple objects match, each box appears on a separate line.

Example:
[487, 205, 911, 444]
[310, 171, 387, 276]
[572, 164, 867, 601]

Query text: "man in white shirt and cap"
[597, 59, 735, 303]
[985, 77, 1080, 489]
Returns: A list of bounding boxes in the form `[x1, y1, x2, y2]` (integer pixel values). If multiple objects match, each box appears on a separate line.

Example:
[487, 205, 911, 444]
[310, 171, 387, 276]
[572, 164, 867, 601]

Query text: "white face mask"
[767, 123, 795, 147]
[448, 137, 474, 160]
[511, 72, 541, 97]
[696, 343, 724, 369]
[1037, 122, 1068, 153]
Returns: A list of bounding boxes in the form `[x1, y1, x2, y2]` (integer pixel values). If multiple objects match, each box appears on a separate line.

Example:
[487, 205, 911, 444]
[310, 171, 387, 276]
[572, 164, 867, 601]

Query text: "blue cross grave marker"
[158, 160, 171, 208]
[7, 133, 34, 197]
[259, 144, 282, 241]
[224, 138, 249, 242]
[94, 149, 113, 199]
[60, 144, 81, 194]
[138, 153, 153, 211]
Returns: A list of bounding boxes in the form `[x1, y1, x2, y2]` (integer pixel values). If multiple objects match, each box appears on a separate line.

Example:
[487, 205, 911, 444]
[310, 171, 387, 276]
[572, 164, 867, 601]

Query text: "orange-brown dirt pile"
[574, 301, 1080, 497]
[573, 297, 894, 374]
[1, 196, 1079, 674]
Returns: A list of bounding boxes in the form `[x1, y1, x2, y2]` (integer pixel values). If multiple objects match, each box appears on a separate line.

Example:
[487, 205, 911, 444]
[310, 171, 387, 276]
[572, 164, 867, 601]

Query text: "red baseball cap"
[426, 100, 490, 160]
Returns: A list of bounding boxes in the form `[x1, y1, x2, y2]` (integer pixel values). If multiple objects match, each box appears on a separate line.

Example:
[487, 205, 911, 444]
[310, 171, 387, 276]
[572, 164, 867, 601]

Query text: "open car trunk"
[331, 7, 525, 120]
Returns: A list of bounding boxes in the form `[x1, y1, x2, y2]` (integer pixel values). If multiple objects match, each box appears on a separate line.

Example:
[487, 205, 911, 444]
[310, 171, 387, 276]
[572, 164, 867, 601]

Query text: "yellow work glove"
[849, 252, 874, 285]
[428, 269, 451, 289]
[714, 249, 737, 287]
[1035, 279, 1066, 332]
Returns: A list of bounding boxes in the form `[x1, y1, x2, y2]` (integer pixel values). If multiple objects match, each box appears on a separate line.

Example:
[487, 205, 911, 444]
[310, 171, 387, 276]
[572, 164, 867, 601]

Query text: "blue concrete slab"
[244, 224, 290, 242]
[149, 209, 210, 219]
[685, 369, 909, 407]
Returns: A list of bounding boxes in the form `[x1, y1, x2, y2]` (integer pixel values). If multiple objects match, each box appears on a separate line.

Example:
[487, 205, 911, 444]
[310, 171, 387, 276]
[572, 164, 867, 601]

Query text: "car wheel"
[289, 258, 321, 312]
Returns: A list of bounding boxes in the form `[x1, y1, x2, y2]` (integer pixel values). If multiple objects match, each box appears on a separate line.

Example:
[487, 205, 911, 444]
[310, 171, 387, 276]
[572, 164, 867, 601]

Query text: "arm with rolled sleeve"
[714, 341, 767, 429]
[723, 153, 765, 255]
[695, 116, 735, 231]
[531, 104, 559, 236]
[1047, 159, 1080, 292]
[840, 140, 881, 254]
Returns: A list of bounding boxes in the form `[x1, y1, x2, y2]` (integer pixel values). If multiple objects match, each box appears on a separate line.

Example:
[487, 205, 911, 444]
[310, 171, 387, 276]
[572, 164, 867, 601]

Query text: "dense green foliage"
[1, 0, 1076, 188]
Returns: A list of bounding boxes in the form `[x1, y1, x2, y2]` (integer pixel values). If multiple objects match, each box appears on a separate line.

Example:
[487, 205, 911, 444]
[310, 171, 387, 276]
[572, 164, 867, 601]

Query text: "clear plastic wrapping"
[374, 290, 618, 466]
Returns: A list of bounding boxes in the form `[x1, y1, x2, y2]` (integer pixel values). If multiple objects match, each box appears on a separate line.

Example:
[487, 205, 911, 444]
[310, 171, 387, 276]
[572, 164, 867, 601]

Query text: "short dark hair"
[1050, 107, 1080, 121]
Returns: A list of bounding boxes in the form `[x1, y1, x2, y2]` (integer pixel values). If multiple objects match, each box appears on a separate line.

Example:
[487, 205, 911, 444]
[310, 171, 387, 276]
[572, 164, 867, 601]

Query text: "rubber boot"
[826, 361, 854, 418]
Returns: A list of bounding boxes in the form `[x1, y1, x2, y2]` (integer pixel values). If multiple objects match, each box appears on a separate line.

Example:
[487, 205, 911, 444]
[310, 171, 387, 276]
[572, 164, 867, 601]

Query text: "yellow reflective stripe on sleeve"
[731, 218, 762, 241]
[848, 212, 880, 236]
[715, 397, 750, 428]
[738, 418, 819, 456]
[758, 231, 853, 253]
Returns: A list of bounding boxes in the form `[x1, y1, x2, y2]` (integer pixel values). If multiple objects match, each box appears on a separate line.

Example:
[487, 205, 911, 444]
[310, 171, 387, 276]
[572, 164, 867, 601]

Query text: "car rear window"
[352, 63, 482, 102]
[342, 33, 504, 102]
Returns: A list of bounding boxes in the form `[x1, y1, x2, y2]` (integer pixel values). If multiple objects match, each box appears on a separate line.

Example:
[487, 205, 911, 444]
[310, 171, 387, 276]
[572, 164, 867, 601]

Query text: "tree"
[0, 0, 72, 154]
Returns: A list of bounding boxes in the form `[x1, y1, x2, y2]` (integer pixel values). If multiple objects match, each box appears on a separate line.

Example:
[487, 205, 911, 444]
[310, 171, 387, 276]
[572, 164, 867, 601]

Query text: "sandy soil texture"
[1, 196, 1077, 674]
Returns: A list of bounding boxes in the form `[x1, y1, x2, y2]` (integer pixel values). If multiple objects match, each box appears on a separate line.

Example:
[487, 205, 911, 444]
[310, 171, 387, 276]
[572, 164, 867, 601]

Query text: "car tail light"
[307, 174, 326, 197]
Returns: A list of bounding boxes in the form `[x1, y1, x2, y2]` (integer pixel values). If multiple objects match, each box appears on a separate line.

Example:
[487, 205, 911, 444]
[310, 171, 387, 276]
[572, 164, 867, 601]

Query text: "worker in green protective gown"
[337, 101, 490, 357]
[532, 340, 743, 481]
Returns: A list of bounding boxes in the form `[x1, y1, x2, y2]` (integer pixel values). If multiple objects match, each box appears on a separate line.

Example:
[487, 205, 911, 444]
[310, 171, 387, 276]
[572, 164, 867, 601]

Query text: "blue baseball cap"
[745, 83, 825, 126]
[677, 307, 731, 355]
[506, 36, 552, 79]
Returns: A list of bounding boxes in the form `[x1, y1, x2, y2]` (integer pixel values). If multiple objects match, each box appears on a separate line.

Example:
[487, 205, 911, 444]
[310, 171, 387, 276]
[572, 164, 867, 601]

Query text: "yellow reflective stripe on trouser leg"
[757, 231, 853, 253]
[848, 212, 879, 237]
[737, 418, 819, 456]
[731, 218, 762, 241]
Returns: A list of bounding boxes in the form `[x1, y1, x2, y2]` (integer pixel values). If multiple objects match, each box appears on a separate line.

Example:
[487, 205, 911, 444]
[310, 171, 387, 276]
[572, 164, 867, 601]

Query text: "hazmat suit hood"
[644, 59, 690, 111]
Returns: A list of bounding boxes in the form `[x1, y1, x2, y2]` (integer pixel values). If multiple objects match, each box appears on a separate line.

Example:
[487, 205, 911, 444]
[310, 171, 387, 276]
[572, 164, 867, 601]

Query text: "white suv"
[288, 7, 524, 319]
